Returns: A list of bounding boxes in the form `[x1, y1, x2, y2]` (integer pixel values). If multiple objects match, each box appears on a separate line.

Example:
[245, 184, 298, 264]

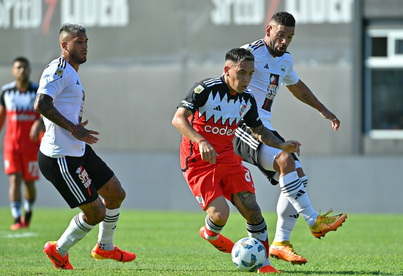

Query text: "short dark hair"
[271, 11, 296, 27]
[13, 56, 30, 66]
[225, 48, 254, 63]
[59, 23, 86, 38]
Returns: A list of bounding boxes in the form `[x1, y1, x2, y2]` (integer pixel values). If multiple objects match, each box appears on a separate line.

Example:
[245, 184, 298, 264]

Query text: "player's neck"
[16, 80, 29, 91]
[61, 54, 80, 72]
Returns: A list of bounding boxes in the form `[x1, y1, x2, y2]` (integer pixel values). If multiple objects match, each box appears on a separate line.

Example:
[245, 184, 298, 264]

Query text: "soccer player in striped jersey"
[233, 12, 347, 266]
[0, 57, 44, 231]
[35, 23, 135, 270]
[173, 47, 302, 273]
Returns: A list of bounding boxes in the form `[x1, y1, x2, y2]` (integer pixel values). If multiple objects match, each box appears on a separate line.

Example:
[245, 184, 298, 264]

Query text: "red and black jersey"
[177, 76, 262, 171]
[0, 81, 40, 154]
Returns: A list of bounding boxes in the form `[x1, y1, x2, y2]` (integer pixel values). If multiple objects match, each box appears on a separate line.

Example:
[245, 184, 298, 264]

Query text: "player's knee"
[116, 186, 126, 202]
[208, 208, 230, 226]
[275, 151, 296, 171]
[212, 212, 229, 226]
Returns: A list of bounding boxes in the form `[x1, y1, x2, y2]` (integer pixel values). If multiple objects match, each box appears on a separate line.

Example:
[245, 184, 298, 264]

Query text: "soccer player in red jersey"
[172, 48, 301, 273]
[0, 57, 44, 230]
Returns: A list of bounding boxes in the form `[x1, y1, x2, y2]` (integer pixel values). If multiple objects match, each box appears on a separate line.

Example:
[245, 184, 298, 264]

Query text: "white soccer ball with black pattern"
[231, 237, 266, 272]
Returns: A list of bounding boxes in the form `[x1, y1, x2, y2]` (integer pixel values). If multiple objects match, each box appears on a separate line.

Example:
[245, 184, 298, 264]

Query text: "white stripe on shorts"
[235, 127, 259, 150]
[57, 157, 85, 203]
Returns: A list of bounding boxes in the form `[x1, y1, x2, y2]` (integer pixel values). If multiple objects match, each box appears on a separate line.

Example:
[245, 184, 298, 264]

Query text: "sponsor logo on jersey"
[194, 85, 205, 94]
[281, 65, 286, 74]
[204, 125, 235, 136]
[264, 63, 269, 69]
[10, 114, 37, 122]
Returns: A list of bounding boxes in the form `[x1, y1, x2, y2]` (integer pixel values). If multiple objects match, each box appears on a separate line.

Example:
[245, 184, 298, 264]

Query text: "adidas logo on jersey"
[264, 63, 269, 69]
[213, 105, 221, 111]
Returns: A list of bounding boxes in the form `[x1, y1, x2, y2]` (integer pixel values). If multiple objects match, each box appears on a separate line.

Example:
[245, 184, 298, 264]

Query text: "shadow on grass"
[280, 270, 393, 275]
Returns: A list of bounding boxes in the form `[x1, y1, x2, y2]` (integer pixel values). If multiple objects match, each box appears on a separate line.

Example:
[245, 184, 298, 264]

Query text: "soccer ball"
[231, 237, 266, 272]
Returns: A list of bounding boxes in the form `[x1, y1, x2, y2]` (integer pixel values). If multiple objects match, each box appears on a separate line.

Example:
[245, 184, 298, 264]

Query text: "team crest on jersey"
[194, 85, 204, 94]
[281, 65, 286, 74]
[239, 102, 251, 118]
[196, 194, 205, 207]
[56, 67, 64, 77]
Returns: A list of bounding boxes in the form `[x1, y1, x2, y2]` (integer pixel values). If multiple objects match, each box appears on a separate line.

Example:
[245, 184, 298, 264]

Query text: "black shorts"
[233, 121, 299, 185]
[38, 145, 115, 208]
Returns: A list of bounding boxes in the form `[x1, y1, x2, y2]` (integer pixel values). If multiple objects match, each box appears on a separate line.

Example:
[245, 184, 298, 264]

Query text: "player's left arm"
[286, 79, 340, 131]
[250, 124, 301, 156]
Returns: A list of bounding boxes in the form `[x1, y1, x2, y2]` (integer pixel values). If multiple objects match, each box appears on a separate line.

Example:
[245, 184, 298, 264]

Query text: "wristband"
[70, 124, 78, 135]
[198, 139, 207, 144]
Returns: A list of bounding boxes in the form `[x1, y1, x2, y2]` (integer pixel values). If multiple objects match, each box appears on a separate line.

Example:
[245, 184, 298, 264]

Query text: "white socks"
[279, 172, 317, 227]
[274, 193, 298, 241]
[10, 201, 22, 219]
[57, 213, 94, 257]
[98, 208, 120, 251]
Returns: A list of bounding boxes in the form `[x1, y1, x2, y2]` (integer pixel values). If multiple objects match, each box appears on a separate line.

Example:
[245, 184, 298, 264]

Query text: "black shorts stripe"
[57, 157, 86, 204]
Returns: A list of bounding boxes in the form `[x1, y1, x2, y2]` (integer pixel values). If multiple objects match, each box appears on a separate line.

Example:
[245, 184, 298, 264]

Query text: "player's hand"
[281, 140, 301, 156]
[72, 120, 99, 144]
[199, 139, 218, 164]
[320, 110, 340, 131]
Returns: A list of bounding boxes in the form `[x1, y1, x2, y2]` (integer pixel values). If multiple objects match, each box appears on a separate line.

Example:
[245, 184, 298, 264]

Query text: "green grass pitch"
[0, 208, 402, 275]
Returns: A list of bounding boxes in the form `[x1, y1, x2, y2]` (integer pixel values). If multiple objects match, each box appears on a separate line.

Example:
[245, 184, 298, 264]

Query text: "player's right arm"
[172, 107, 217, 164]
[0, 91, 6, 132]
[34, 93, 99, 145]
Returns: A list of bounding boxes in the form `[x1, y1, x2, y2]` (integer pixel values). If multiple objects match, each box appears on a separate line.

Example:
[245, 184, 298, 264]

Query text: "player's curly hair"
[225, 48, 254, 63]
[271, 11, 295, 27]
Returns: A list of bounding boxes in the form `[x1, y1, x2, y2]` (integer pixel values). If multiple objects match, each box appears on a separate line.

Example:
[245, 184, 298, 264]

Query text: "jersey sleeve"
[38, 59, 68, 100]
[243, 95, 263, 128]
[282, 55, 299, 86]
[177, 81, 209, 113]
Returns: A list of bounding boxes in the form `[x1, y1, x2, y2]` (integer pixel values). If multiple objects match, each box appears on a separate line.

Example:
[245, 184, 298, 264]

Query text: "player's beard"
[70, 50, 87, 64]
[269, 40, 286, 57]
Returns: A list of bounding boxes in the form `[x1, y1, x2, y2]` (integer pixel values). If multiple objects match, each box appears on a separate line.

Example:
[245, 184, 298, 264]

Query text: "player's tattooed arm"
[287, 79, 323, 110]
[34, 93, 76, 133]
[250, 124, 283, 149]
[250, 125, 301, 155]
[34, 93, 99, 144]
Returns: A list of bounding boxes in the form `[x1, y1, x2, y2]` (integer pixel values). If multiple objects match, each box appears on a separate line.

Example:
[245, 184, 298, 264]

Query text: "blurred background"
[0, 0, 402, 213]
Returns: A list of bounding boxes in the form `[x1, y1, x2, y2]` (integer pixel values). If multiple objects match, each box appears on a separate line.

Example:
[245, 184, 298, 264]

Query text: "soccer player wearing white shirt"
[35, 23, 136, 270]
[233, 12, 347, 266]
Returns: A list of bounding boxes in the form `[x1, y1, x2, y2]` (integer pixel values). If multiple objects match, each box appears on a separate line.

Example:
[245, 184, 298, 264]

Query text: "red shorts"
[4, 151, 40, 181]
[183, 159, 255, 211]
